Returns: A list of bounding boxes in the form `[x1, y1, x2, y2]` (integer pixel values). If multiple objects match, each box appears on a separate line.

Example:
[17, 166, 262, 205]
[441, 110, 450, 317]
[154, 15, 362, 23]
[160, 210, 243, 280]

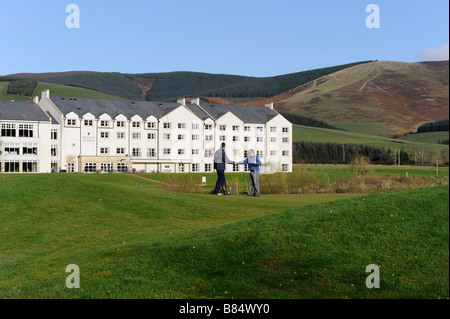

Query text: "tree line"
[279, 112, 345, 131]
[293, 141, 394, 164]
[7, 80, 38, 97]
[416, 119, 449, 133]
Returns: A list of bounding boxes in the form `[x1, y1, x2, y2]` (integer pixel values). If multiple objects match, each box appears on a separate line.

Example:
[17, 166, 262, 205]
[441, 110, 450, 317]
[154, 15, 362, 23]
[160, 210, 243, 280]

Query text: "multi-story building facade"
[1, 90, 292, 173]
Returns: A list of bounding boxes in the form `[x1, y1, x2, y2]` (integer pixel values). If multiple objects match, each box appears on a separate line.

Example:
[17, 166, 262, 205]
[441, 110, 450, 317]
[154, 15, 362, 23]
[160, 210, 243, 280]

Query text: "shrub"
[350, 155, 373, 175]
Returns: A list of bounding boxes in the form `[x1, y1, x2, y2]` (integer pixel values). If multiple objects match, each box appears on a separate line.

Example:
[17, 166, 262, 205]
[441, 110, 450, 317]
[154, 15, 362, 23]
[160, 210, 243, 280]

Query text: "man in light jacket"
[237, 149, 262, 197]
[213, 142, 236, 195]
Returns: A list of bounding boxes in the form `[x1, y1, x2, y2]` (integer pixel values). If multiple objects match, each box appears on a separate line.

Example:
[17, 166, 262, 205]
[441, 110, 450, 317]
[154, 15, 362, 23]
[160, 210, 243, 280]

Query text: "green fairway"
[0, 174, 448, 299]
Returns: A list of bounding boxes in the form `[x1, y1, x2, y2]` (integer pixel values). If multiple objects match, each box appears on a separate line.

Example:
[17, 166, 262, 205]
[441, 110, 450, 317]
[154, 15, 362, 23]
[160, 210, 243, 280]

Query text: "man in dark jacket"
[213, 142, 236, 195]
[237, 149, 262, 197]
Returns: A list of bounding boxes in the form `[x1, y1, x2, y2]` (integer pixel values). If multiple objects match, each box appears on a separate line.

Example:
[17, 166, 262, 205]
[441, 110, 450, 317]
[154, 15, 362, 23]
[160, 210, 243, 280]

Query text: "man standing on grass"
[213, 142, 236, 195]
[237, 149, 262, 197]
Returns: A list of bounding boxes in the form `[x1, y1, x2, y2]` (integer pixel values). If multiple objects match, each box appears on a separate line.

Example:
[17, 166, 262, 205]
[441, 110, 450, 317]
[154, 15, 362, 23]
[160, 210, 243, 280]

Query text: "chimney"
[41, 89, 50, 99]
[177, 98, 186, 105]
[191, 97, 200, 106]
[265, 102, 274, 110]
[32, 96, 39, 104]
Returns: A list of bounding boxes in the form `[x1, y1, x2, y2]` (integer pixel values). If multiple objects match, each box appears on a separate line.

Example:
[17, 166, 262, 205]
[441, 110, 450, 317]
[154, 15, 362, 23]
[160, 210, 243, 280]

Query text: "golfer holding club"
[237, 149, 262, 197]
[213, 142, 236, 195]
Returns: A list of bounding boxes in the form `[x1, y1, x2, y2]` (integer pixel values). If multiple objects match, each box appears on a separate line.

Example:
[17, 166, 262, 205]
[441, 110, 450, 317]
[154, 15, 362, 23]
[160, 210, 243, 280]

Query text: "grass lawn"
[0, 173, 448, 299]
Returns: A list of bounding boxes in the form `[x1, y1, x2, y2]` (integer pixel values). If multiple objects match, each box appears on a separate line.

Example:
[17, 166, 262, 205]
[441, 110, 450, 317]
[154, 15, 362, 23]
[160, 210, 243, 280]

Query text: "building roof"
[0, 101, 50, 122]
[49, 96, 279, 124]
[50, 97, 181, 120]
[197, 103, 278, 124]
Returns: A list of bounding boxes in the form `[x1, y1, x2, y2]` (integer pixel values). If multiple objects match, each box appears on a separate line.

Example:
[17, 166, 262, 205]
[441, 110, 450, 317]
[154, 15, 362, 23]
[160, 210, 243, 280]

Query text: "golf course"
[0, 166, 448, 299]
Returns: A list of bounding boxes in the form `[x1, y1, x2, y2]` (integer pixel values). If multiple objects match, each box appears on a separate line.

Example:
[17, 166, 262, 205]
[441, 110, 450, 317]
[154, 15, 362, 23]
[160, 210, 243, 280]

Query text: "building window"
[178, 134, 185, 140]
[244, 136, 250, 142]
[205, 135, 213, 141]
[282, 127, 289, 133]
[233, 164, 239, 172]
[192, 134, 199, 141]
[282, 164, 289, 172]
[192, 163, 199, 172]
[100, 120, 109, 127]
[178, 149, 185, 155]
[148, 148, 156, 157]
[219, 125, 226, 131]
[67, 119, 76, 126]
[163, 122, 171, 129]
[117, 132, 125, 139]
[132, 133, 141, 139]
[84, 163, 97, 172]
[257, 151, 263, 157]
[23, 147, 38, 155]
[1, 124, 16, 137]
[117, 163, 129, 173]
[244, 150, 248, 157]
[232, 125, 240, 131]
[257, 126, 264, 132]
[51, 129, 58, 140]
[219, 135, 226, 141]
[205, 163, 212, 172]
[18, 124, 34, 137]
[270, 126, 277, 132]
[163, 133, 171, 140]
[163, 148, 171, 155]
[100, 147, 109, 155]
[179, 163, 185, 172]
[147, 133, 155, 140]
[233, 150, 239, 156]
[257, 137, 263, 142]
[5, 160, 20, 172]
[271, 137, 276, 143]
[204, 150, 213, 157]
[132, 148, 141, 157]
[116, 121, 125, 127]
[147, 122, 156, 129]
[22, 160, 38, 173]
[67, 163, 75, 173]
[5, 147, 20, 155]
[282, 137, 289, 143]
[132, 121, 140, 128]
[205, 124, 212, 130]
[233, 136, 239, 142]
[192, 149, 199, 155]
[101, 163, 114, 172]
[178, 123, 186, 129]
[244, 126, 250, 131]
[116, 148, 125, 155]
[84, 119, 93, 126]
[51, 146, 58, 157]
[282, 151, 289, 156]
[100, 132, 110, 139]
[192, 123, 199, 130]
[244, 164, 249, 172]
[270, 150, 277, 156]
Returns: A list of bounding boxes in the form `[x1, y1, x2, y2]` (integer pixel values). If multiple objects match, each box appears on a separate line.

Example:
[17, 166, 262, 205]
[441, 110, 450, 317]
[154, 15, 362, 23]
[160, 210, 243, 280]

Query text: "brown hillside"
[266, 61, 449, 136]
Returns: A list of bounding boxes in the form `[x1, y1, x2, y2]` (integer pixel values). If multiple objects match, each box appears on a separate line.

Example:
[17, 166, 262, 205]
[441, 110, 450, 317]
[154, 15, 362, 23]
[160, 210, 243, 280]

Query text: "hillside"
[0, 81, 123, 101]
[8, 61, 371, 102]
[270, 61, 449, 137]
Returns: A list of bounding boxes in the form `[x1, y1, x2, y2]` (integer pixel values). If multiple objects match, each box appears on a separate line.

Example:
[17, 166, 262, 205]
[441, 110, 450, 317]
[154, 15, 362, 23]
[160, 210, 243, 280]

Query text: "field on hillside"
[0, 173, 448, 299]
[292, 124, 449, 159]
[0, 82, 30, 101]
[33, 83, 124, 100]
[398, 131, 449, 144]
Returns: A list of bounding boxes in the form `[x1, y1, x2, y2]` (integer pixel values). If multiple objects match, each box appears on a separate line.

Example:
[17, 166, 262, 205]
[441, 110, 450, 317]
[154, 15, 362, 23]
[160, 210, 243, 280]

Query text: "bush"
[349, 155, 373, 175]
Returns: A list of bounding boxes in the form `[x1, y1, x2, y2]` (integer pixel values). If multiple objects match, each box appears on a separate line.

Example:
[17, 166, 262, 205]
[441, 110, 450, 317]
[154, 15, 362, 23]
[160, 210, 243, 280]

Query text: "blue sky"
[0, 0, 448, 76]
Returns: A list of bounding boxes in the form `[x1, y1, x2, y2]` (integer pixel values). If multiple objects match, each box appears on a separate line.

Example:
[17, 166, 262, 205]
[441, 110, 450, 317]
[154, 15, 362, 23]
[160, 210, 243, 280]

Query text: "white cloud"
[418, 43, 449, 61]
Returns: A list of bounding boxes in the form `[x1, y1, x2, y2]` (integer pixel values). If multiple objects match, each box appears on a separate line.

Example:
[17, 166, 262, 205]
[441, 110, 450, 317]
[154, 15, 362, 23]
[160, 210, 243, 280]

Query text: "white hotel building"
[0, 90, 292, 174]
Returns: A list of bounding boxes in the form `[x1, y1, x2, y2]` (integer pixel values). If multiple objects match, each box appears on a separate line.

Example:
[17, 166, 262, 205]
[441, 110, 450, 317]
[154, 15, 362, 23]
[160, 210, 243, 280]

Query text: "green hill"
[0, 174, 447, 298]
[0, 81, 124, 101]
